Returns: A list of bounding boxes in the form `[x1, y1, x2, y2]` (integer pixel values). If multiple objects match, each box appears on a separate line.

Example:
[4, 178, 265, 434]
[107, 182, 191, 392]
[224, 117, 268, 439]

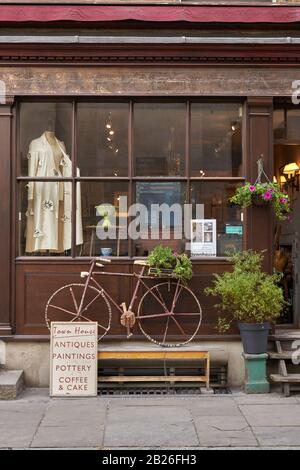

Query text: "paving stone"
[17, 388, 50, 402]
[31, 398, 108, 448]
[0, 402, 46, 448]
[193, 415, 250, 431]
[240, 404, 300, 427]
[108, 396, 195, 408]
[104, 405, 199, 447]
[196, 427, 258, 447]
[189, 397, 241, 417]
[234, 393, 298, 405]
[253, 426, 300, 447]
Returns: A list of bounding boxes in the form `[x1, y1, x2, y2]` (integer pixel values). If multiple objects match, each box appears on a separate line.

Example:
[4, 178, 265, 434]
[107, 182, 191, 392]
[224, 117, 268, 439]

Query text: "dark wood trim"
[0, 334, 241, 342]
[246, 96, 274, 274]
[0, 101, 14, 335]
[3, 43, 300, 66]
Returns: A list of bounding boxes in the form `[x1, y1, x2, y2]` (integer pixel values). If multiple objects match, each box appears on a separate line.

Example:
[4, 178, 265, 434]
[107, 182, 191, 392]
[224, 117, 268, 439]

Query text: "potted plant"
[146, 245, 193, 282]
[205, 250, 286, 354]
[229, 182, 291, 221]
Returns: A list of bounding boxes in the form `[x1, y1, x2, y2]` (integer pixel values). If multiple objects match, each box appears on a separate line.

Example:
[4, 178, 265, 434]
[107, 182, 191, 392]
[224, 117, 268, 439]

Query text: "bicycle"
[45, 257, 202, 347]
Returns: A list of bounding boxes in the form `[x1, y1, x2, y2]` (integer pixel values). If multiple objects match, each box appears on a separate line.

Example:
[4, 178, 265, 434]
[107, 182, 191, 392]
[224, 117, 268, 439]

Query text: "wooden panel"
[246, 97, 273, 272]
[15, 259, 235, 337]
[15, 261, 131, 335]
[0, 103, 13, 335]
[0, 66, 300, 98]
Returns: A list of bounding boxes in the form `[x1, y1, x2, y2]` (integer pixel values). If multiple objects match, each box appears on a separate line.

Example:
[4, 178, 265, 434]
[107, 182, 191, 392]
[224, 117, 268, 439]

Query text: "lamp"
[280, 175, 287, 184]
[283, 162, 299, 177]
[281, 162, 300, 191]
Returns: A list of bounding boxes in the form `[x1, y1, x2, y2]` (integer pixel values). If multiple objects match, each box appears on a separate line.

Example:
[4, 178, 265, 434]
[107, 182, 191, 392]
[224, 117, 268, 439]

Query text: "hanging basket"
[252, 194, 269, 207]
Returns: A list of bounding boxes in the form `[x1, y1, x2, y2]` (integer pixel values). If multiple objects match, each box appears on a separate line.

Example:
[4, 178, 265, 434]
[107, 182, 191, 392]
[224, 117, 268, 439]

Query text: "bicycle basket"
[147, 267, 176, 278]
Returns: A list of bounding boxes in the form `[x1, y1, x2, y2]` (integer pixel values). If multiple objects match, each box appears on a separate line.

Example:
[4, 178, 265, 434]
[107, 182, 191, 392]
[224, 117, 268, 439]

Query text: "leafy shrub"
[205, 250, 286, 332]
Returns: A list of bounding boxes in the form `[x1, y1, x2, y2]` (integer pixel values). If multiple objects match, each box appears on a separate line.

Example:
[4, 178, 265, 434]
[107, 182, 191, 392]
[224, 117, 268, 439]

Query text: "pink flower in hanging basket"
[262, 191, 273, 201]
[249, 185, 256, 192]
[280, 197, 288, 204]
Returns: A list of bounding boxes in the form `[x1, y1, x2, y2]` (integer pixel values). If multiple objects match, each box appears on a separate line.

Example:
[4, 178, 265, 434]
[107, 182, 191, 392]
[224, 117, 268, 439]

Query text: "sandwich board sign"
[50, 322, 98, 397]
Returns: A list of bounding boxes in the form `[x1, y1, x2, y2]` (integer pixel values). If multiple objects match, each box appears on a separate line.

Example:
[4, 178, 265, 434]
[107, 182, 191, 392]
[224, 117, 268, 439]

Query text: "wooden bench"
[97, 350, 210, 390]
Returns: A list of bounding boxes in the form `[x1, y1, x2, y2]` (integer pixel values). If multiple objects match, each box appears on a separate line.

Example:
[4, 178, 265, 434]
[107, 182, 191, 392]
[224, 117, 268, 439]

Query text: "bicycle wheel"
[45, 283, 112, 341]
[137, 281, 202, 347]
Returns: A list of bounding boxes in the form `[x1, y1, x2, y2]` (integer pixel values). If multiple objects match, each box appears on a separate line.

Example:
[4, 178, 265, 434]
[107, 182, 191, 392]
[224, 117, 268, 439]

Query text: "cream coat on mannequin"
[25, 132, 83, 253]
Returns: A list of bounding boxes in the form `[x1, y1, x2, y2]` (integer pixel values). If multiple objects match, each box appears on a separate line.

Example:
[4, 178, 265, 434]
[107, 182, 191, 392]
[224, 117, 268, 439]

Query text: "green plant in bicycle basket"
[229, 182, 291, 221]
[146, 245, 193, 282]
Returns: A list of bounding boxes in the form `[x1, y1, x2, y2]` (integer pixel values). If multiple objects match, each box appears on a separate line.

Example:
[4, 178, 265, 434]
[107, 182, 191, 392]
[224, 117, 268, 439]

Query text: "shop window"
[134, 182, 187, 256]
[18, 181, 74, 256]
[19, 102, 73, 177]
[18, 102, 73, 256]
[134, 102, 186, 176]
[77, 102, 128, 177]
[79, 182, 129, 257]
[190, 182, 244, 257]
[190, 102, 243, 177]
[17, 99, 244, 258]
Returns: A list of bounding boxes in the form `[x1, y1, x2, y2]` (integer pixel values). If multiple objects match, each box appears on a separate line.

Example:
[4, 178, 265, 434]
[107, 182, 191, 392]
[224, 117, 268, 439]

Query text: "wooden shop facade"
[0, 2, 300, 363]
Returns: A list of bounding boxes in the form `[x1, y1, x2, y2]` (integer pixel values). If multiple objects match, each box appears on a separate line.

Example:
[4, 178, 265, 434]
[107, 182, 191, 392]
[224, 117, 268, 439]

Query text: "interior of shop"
[273, 100, 300, 325]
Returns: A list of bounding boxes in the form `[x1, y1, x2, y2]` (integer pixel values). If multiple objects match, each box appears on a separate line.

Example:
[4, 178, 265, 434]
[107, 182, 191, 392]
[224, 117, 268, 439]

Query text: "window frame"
[16, 96, 246, 260]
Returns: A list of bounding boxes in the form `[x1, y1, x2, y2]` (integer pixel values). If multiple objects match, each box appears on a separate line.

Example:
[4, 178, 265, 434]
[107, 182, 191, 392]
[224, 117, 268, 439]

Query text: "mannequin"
[25, 128, 83, 253]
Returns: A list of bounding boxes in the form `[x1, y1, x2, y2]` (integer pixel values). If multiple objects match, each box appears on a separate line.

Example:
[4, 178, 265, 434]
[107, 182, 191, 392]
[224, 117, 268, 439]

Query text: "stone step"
[272, 330, 300, 341]
[268, 352, 294, 360]
[270, 373, 300, 383]
[0, 370, 24, 400]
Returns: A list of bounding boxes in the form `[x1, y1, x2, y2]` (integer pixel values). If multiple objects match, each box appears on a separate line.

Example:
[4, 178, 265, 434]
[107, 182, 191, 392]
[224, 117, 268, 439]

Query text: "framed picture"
[191, 219, 217, 257]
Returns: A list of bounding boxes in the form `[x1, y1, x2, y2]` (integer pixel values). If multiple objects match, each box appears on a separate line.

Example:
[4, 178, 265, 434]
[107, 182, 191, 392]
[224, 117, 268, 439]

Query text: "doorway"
[273, 100, 300, 326]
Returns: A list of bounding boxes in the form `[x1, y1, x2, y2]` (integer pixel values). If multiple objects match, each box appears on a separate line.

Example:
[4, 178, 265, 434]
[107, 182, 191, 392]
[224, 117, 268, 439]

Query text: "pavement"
[1, 389, 300, 449]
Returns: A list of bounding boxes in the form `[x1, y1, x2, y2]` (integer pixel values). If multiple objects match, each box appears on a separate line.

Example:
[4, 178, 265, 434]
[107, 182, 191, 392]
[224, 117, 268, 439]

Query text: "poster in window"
[191, 219, 217, 257]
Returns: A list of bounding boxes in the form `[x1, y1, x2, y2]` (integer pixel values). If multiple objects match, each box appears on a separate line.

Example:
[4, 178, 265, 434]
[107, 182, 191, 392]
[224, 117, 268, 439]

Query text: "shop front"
[1, 3, 300, 387]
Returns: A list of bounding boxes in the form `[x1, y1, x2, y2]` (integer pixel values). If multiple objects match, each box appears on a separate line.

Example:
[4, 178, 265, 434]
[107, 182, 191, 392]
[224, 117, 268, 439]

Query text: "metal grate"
[97, 365, 228, 396]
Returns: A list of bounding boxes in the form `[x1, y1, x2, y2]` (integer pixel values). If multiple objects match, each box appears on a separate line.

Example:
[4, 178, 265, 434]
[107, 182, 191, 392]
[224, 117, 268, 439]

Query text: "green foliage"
[205, 250, 286, 332]
[147, 245, 193, 281]
[229, 182, 291, 221]
[173, 254, 193, 281]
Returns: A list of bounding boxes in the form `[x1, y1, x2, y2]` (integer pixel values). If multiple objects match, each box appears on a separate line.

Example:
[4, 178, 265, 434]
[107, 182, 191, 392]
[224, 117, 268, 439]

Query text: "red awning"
[0, 5, 299, 24]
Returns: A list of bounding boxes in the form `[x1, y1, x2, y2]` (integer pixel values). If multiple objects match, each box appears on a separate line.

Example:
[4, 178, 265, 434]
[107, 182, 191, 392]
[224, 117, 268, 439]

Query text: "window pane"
[18, 181, 73, 256]
[20, 102, 72, 176]
[190, 103, 243, 177]
[190, 182, 243, 257]
[134, 182, 187, 256]
[77, 102, 128, 176]
[134, 102, 186, 176]
[78, 182, 129, 256]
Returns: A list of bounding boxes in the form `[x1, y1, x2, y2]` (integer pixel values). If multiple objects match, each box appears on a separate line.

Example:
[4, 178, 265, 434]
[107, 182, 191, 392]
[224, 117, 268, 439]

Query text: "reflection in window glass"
[19, 102, 72, 176]
[134, 182, 186, 256]
[134, 103, 186, 176]
[79, 182, 129, 256]
[19, 182, 73, 256]
[77, 102, 128, 177]
[190, 103, 243, 177]
[190, 182, 243, 256]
